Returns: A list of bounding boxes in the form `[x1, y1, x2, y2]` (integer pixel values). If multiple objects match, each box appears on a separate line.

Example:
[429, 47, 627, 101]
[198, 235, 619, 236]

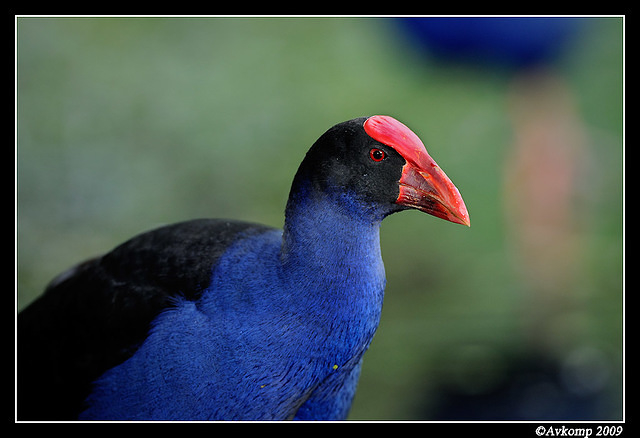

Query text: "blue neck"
[281, 182, 387, 312]
[277, 183, 387, 366]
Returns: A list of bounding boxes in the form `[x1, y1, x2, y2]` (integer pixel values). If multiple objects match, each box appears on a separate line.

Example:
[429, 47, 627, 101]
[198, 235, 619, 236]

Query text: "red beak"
[364, 115, 470, 226]
[396, 153, 470, 226]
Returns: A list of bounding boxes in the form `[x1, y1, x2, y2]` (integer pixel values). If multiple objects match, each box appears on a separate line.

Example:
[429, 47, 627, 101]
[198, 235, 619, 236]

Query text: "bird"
[17, 115, 469, 421]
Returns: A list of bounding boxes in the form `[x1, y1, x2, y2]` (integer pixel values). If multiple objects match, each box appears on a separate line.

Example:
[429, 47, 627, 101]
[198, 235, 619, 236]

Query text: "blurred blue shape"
[398, 17, 584, 70]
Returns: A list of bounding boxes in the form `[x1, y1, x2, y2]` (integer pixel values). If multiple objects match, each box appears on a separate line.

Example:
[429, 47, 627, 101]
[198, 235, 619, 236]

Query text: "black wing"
[17, 218, 274, 420]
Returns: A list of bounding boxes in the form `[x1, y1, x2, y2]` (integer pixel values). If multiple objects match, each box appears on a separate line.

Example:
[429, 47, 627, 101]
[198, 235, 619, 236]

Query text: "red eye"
[369, 148, 386, 162]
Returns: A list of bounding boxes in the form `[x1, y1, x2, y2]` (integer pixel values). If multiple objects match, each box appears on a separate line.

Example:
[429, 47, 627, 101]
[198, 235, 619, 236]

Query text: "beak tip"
[445, 191, 470, 227]
[451, 210, 471, 227]
[458, 207, 471, 227]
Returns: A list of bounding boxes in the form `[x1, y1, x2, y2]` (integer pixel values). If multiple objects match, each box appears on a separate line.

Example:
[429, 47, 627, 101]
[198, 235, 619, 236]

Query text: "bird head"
[291, 115, 470, 226]
[364, 115, 470, 226]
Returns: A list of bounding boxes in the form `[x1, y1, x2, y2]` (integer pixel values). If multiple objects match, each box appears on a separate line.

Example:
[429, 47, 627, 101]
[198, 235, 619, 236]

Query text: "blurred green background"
[16, 17, 623, 420]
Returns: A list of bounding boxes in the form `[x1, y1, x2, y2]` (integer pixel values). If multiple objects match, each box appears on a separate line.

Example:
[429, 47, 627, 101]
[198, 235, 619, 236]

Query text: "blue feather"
[80, 186, 387, 420]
